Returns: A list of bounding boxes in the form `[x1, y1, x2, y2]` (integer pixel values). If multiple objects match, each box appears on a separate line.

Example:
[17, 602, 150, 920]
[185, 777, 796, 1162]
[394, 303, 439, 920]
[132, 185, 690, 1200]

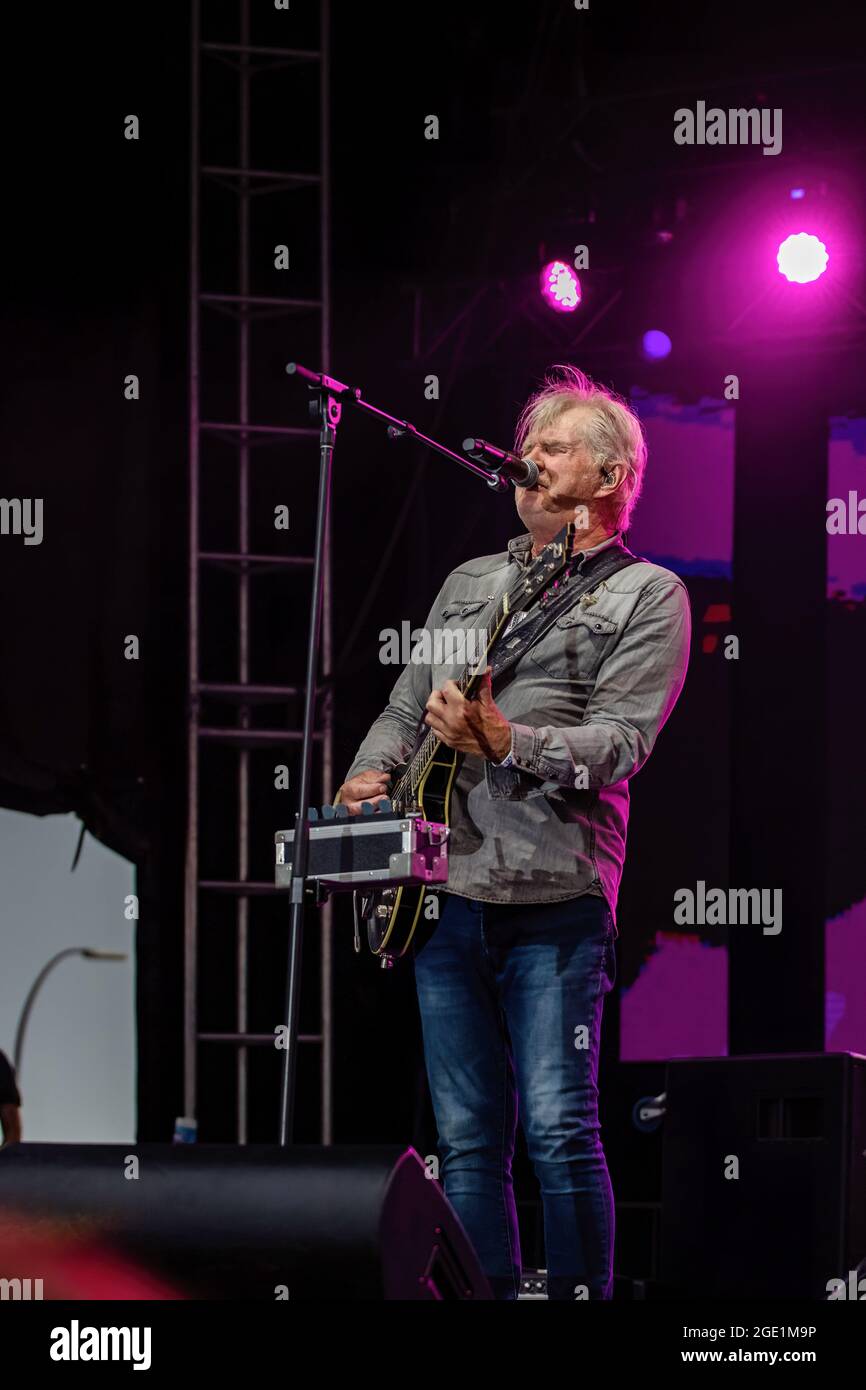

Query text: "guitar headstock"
[514, 519, 576, 613]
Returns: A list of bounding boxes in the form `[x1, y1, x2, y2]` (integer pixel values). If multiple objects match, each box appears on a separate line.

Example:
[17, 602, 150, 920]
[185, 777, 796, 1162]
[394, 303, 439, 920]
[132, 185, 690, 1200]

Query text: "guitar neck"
[391, 522, 575, 809]
[392, 593, 513, 807]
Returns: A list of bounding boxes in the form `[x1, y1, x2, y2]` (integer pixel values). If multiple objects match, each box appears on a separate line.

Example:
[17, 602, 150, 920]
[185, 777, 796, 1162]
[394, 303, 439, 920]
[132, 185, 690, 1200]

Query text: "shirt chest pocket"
[440, 599, 488, 621]
[526, 607, 620, 681]
[431, 598, 490, 677]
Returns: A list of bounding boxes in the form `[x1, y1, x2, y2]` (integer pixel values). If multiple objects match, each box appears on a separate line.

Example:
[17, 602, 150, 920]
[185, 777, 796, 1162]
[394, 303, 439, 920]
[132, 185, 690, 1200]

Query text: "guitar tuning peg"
[308, 807, 319, 821]
[321, 804, 336, 820]
[334, 803, 349, 819]
[379, 798, 392, 813]
[360, 801, 374, 815]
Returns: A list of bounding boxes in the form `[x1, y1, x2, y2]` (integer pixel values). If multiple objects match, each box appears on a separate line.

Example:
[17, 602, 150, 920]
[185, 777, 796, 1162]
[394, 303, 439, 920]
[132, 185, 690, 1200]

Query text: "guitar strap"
[487, 542, 643, 685]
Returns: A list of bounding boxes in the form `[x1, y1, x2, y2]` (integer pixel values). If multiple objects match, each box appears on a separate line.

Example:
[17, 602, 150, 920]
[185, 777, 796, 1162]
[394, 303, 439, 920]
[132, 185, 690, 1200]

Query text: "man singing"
[338, 365, 691, 1300]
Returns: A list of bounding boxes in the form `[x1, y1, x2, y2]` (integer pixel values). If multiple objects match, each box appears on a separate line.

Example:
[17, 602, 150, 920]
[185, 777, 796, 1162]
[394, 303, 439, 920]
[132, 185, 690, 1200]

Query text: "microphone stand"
[278, 362, 509, 1146]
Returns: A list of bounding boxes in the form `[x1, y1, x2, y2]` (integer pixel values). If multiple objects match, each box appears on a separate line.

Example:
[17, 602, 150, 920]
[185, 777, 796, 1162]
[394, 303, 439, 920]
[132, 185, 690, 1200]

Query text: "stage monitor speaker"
[601, 1060, 667, 1282]
[660, 1052, 866, 1299]
[0, 1142, 492, 1300]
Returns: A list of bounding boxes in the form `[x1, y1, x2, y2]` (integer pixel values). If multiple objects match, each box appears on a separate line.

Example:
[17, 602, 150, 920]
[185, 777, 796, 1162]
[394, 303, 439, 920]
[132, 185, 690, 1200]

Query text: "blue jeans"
[413, 891, 617, 1301]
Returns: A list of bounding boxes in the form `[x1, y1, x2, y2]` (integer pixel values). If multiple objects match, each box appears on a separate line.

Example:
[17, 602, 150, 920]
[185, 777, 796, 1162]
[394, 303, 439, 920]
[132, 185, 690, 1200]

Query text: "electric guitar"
[360, 519, 577, 961]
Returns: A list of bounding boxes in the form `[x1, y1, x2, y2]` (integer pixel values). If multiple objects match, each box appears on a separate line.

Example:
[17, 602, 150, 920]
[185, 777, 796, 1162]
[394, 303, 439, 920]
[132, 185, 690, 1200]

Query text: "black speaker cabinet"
[601, 1060, 667, 1281]
[0, 1142, 492, 1300]
[660, 1052, 866, 1298]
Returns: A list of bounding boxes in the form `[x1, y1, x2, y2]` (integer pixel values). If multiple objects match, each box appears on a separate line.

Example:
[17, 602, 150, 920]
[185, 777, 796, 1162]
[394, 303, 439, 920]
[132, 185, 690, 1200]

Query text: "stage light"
[540, 260, 581, 312]
[789, 188, 806, 200]
[642, 329, 672, 360]
[776, 232, 829, 284]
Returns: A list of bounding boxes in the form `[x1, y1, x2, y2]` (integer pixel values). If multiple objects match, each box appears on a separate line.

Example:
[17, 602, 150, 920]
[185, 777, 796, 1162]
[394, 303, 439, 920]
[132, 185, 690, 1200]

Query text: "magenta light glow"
[541, 260, 581, 312]
[776, 232, 829, 284]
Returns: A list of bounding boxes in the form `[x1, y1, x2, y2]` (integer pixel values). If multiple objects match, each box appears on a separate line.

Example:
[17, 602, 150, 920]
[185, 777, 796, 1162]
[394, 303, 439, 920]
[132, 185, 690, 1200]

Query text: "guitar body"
[363, 745, 461, 960]
[357, 518, 576, 963]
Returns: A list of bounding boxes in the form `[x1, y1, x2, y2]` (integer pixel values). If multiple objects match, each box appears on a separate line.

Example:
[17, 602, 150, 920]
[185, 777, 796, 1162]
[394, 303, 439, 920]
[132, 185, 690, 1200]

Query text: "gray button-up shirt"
[344, 530, 691, 923]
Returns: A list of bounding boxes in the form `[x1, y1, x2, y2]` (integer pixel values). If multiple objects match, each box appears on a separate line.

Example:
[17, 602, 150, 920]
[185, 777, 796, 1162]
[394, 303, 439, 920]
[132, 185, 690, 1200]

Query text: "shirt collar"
[507, 529, 621, 570]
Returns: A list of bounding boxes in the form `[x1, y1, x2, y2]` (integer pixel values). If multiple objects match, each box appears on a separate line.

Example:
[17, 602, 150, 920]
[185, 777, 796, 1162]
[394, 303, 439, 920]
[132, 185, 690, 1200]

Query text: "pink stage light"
[540, 260, 581, 312]
[776, 232, 829, 284]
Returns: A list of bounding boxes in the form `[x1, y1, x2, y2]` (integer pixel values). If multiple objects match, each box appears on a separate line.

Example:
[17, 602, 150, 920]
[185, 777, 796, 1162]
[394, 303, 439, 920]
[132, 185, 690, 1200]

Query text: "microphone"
[462, 438, 540, 488]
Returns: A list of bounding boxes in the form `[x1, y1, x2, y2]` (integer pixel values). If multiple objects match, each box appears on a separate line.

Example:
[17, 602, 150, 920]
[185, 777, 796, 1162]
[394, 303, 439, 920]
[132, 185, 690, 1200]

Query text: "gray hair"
[514, 364, 647, 530]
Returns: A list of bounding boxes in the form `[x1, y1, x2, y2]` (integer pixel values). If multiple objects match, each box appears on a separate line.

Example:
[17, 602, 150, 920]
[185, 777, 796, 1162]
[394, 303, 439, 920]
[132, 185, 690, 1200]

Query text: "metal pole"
[183, 0, 202, 1124]
[236, 0, 251, 1146]
[318, 0, 334, 1148]
[278, 399, 336, 1146]
[14, 949, 83, 1077]
[14, 949, 126, 1079]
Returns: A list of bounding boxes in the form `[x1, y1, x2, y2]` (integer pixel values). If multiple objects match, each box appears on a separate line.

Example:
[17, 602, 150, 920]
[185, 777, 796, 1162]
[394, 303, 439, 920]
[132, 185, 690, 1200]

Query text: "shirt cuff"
[496, 726, 516, 766]
[497, 722, 592, 788]
[505, 722, 542, 772]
